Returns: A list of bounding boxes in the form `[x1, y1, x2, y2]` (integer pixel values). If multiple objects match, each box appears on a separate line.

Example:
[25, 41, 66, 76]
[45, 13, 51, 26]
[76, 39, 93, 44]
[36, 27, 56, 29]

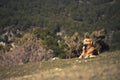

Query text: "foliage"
[0, 0, 119, 50]
[31, 28, 83, 58]
[0, 39, 52, 67]
[0, 0, 119, 65]
[32, 27, 65, 58]
[84, 29, 109, 53]
[0, 0, 120, 31]
[110, 31, 120, 50]
[0, 27, 111, 67]
[62, 32, 82, 58]
[0, 45, 3, 50]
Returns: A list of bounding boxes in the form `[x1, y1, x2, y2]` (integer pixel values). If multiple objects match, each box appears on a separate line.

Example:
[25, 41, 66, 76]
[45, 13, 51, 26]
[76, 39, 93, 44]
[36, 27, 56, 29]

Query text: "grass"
[0, 51, 120, 80]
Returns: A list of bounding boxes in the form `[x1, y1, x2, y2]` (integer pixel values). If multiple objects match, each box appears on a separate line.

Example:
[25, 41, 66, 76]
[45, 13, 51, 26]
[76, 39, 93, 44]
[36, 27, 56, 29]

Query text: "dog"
[79, 38, 96, 58]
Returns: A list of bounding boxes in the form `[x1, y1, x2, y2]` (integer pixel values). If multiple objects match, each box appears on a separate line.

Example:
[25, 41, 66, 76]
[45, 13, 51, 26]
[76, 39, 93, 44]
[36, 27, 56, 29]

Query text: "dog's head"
[83, 38, 93, 45]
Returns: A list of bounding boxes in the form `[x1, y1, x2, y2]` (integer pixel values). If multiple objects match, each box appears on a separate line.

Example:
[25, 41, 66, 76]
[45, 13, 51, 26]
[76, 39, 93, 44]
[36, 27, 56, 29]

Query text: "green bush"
[32, 27, 65, 58]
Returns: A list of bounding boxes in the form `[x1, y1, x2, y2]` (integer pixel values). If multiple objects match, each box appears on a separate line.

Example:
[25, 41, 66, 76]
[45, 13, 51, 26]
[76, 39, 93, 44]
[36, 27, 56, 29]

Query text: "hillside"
[0, 0, 120, 51]
[0, 0, 120, 31]
[0, 51, 120, 80]
[0, 0, 120, 79]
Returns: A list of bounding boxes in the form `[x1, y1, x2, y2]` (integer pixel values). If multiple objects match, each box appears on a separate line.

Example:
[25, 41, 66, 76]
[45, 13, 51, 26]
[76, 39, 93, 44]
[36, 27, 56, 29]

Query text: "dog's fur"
[79, 38, 96, 58]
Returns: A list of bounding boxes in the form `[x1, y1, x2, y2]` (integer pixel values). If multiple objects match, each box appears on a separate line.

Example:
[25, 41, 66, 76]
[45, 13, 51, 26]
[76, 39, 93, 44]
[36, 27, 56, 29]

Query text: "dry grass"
[0, 51, 120, 80]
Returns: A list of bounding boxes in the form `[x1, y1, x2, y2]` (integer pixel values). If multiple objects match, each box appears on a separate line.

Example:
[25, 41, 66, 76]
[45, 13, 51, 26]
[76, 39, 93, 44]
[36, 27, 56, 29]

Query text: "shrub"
[62, 32, 82, 58]
[90, 29, 109, 53]
[0, 36, 52, 67]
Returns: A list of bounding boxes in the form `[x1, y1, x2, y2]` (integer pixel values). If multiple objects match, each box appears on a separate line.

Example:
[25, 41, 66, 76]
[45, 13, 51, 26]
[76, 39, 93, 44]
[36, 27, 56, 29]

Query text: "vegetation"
[0, 1, 120, 79]
[0, 50, 119, 80]
[0, 0, 120, 66]
[0, 0, 120, 47]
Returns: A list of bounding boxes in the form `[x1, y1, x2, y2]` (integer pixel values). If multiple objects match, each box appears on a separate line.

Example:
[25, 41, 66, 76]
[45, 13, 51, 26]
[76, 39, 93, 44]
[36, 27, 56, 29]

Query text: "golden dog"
[79, 38, 96, 58]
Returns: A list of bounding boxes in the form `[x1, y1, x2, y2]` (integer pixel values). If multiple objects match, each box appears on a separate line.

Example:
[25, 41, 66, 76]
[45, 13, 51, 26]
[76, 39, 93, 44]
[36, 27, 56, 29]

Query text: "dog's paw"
[89, 55, 96, 58]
